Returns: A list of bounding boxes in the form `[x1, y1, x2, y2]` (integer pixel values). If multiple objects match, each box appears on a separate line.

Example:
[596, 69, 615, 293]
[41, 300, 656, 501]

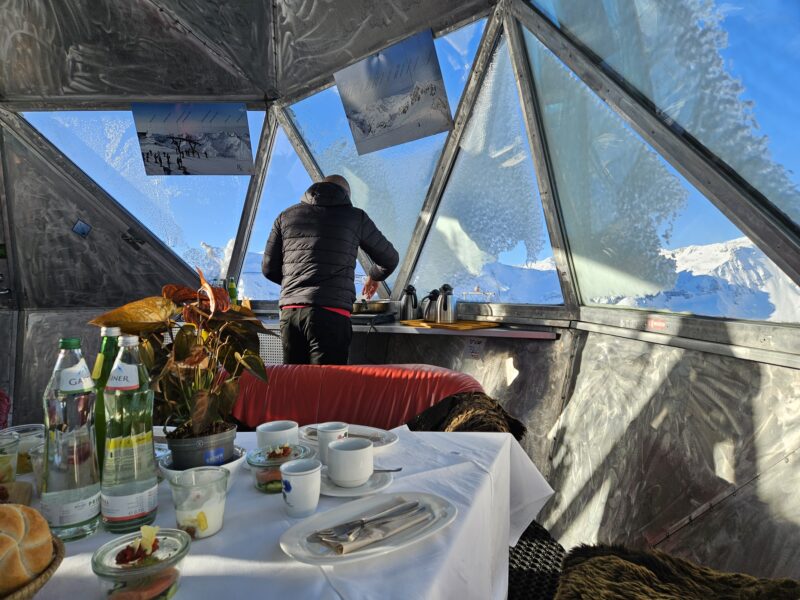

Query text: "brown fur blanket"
[555, 545, 800, 600]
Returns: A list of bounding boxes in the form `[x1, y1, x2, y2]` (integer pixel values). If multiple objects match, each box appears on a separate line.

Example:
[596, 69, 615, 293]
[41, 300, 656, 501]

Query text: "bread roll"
[0, 504, 53, 595]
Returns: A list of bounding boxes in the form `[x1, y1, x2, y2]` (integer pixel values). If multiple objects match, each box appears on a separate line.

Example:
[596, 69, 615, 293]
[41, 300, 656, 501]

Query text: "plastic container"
[91, 528, 190, 600]
[246, 444, 315, 494]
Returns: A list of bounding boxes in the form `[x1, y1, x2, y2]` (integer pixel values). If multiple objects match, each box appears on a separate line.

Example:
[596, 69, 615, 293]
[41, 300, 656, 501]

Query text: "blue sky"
[22, 3, 800, 273]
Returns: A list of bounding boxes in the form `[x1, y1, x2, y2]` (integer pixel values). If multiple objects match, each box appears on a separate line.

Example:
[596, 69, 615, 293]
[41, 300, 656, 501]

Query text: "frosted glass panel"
[527, 0, 800, 228]
[239, 127, 313, 301]
[523, 28, 800, 323]
[410, 36, 563, 305]
[23, 110, 264, 280]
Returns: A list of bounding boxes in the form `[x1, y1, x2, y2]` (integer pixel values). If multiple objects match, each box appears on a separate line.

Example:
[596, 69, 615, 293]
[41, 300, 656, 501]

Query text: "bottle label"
[60, 359, 94, 392]
[103, 430, 155, 483]
[106, 362, 139, 391]
[101, 485, 158, 521]
[40, 491, 100, 527]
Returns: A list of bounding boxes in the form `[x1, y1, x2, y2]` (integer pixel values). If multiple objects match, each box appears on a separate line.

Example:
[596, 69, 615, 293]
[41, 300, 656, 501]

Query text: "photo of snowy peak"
[132, 103, 254, 175]
[335, 29, 453, 155]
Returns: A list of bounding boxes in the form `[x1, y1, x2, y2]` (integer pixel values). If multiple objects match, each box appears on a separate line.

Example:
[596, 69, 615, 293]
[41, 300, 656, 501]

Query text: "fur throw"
[555, 544, 800, 600]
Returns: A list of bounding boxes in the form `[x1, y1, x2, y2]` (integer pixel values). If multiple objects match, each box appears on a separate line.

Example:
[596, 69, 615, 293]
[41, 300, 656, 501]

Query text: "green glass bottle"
[92, 326, 120, 473]
[228, 276, 238, 305]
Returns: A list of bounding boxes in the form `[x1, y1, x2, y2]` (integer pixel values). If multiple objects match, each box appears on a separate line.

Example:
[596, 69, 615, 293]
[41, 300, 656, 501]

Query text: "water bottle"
[41, 337, 101, 541]
[91, 326, 120, 473]
[228, 276, 238, 305]
[101, 335, 158, 533]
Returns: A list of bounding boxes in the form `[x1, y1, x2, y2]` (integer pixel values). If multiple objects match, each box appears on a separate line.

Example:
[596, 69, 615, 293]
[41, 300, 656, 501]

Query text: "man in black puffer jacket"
[262, 174, 399, 364]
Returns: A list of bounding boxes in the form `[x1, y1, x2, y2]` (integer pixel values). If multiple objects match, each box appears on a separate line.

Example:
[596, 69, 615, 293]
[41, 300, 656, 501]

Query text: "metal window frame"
[512, 0, 800, 289]
[226, 107, 278, 281]
[274, 105, 390, 299]
[504, 10, 579, 313]
[389, 6, 504, 300]
[0, 129, 20, 310]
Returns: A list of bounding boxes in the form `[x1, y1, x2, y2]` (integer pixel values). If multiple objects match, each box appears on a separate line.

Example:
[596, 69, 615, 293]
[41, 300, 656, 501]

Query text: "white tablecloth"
[37, 428, 553, 600]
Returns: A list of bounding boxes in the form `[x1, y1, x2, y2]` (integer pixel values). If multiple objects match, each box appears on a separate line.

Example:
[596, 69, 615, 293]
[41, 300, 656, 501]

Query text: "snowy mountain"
[201, 237, 799, 323]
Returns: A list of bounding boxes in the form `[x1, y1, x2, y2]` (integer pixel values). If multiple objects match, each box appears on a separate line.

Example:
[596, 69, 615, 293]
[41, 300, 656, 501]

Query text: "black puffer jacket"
[262, 182, 399, 310]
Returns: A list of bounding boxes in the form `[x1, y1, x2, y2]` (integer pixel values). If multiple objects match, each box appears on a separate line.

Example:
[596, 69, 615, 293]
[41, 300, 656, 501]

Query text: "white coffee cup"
[257, 420, 299, 449]
[316, 422, 348, 465]
[280, 458, 322, 518]
[326, 438, 373, 488]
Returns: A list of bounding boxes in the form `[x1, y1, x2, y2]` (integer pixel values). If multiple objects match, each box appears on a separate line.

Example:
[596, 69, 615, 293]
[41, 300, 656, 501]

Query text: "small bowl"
[91, 528, 190, 599]
[246, 444, 316, 494]
[159, 446, 245, 492]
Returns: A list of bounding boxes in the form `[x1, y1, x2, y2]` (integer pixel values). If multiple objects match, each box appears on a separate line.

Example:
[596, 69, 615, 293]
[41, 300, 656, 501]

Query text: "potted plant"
[90, 269, 270, 469]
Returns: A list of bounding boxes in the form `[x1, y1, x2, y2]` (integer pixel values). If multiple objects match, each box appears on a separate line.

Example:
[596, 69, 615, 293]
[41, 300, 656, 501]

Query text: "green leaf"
[173, 325, 197, 362]
[234, 350, 268, 382]
[190, 390, 211, 436]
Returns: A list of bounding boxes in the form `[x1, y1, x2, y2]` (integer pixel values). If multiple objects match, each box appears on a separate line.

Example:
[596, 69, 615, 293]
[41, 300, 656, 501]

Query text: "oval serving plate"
[279, 492, 457, 565]
[299, 424, 398, 452]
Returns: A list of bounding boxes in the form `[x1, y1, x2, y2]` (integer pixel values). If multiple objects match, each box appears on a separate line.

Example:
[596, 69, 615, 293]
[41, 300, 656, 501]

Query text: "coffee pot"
[400, 285, 419, 321]
[420, 288, 440, 322]
[435, 284, 456, 324]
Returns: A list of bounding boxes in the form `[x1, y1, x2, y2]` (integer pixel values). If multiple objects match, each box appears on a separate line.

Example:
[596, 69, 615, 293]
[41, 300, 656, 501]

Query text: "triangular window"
[23, 110, 264, 280]
[522, 27, 800, 323]
[409, 35, 564, 305]
[287, 19, 486, 291]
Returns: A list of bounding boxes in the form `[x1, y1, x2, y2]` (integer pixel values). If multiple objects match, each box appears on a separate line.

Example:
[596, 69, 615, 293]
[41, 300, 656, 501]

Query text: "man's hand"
[361, 276, 380, 299]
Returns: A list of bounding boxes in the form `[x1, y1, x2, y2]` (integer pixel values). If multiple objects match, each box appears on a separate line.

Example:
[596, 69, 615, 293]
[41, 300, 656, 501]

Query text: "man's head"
[322, 174, 351, 197]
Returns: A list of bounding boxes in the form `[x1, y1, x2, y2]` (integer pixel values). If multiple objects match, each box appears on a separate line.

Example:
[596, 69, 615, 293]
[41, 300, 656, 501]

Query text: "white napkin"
[322, 509, 432, 555]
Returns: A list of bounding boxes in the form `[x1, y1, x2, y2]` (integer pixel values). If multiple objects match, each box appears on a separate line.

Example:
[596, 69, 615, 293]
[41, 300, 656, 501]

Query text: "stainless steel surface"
[390, 8, 503, 300]
[399, 285, 419, 321]
[352, 300, 393, 315]
[539, 330, 800, 578]
[420, 289, 440, 322]
[457, 302, 573, 325]
[512, 0, 800, 289]
[504, 11, 580, 312]
[226, 108, 278, 282]
[273, 0, 494, 100]
[0, 0, 261, 103]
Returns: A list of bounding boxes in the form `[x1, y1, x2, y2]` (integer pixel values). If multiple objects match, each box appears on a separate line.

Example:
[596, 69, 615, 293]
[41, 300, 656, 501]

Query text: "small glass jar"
[91, 528, 190, 599]
[3, 424, 45, 475]
[246, 444, 315, 494]
[0, 430, 20, 483]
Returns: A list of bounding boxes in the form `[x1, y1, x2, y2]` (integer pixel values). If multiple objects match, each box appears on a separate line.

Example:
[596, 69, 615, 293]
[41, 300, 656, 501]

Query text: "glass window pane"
[527, 0, 800, 228]
[287, 20, 486, 290]
[410, 36, 564, 305]
[23, 110, 264, 280]
[239, 126, 313, 301]
[523, 28, 800, 323]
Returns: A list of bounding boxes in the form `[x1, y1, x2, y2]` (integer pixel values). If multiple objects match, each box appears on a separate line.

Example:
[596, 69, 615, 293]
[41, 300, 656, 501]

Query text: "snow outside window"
[528, 0, 800, 231]
[523, 28, 800, 323]
[23, 110, 264, 281]
[287, 19, 486, 291]
[410, 36, 564, 305]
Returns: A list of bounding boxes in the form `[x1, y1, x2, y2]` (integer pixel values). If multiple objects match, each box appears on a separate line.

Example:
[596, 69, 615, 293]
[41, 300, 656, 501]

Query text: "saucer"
[320, 469, 393, 497]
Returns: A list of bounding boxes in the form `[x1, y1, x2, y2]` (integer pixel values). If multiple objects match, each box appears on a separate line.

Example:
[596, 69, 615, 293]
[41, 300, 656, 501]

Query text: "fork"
[310, 500, 420, 540]
[320, 505, 428, 543]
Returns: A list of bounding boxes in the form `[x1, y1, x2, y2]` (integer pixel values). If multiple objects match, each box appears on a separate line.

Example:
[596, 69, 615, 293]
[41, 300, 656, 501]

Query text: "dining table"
[35, 426, 554, 600]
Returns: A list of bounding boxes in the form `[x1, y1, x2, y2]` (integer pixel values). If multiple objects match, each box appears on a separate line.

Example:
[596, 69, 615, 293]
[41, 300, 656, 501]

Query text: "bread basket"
[4, 536, 65, 600]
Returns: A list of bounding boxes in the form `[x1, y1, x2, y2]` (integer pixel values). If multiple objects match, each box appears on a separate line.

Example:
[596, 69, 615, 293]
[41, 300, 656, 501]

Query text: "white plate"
[279, 492, 457, 565]
[320, 469, 393, 497]
[299, 424, 399, 452]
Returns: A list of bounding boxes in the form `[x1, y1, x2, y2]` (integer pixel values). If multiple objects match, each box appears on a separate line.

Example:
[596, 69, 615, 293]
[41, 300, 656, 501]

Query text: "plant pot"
[166, 425, 237, 470]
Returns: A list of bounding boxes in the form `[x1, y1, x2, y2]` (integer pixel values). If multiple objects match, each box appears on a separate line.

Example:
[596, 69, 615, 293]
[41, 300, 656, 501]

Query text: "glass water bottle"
[101, 335, 158, 532]
[41, 337, 101, 541]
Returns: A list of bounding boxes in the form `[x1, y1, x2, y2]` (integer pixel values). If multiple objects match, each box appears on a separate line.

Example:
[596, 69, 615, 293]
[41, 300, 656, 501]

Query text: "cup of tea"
[256, 420, 299, 449]
[280, 458, 322, 518]
[326, 438, 373, 488]
[316, 422, 348, 465]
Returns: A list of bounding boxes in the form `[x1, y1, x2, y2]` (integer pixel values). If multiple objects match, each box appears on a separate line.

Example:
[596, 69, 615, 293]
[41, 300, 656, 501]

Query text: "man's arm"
[359, 212, 399, 283]
[262, 219, 283, 285]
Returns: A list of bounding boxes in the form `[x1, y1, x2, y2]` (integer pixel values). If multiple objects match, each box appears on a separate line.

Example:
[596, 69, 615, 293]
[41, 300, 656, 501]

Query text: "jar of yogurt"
[167, 467, 229, 539]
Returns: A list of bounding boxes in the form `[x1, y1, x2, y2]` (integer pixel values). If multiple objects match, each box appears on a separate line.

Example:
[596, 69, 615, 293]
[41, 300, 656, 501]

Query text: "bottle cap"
[58, 337, 81, 349]
[100, 326, 122, 337]
[119, 335, 140, 347]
